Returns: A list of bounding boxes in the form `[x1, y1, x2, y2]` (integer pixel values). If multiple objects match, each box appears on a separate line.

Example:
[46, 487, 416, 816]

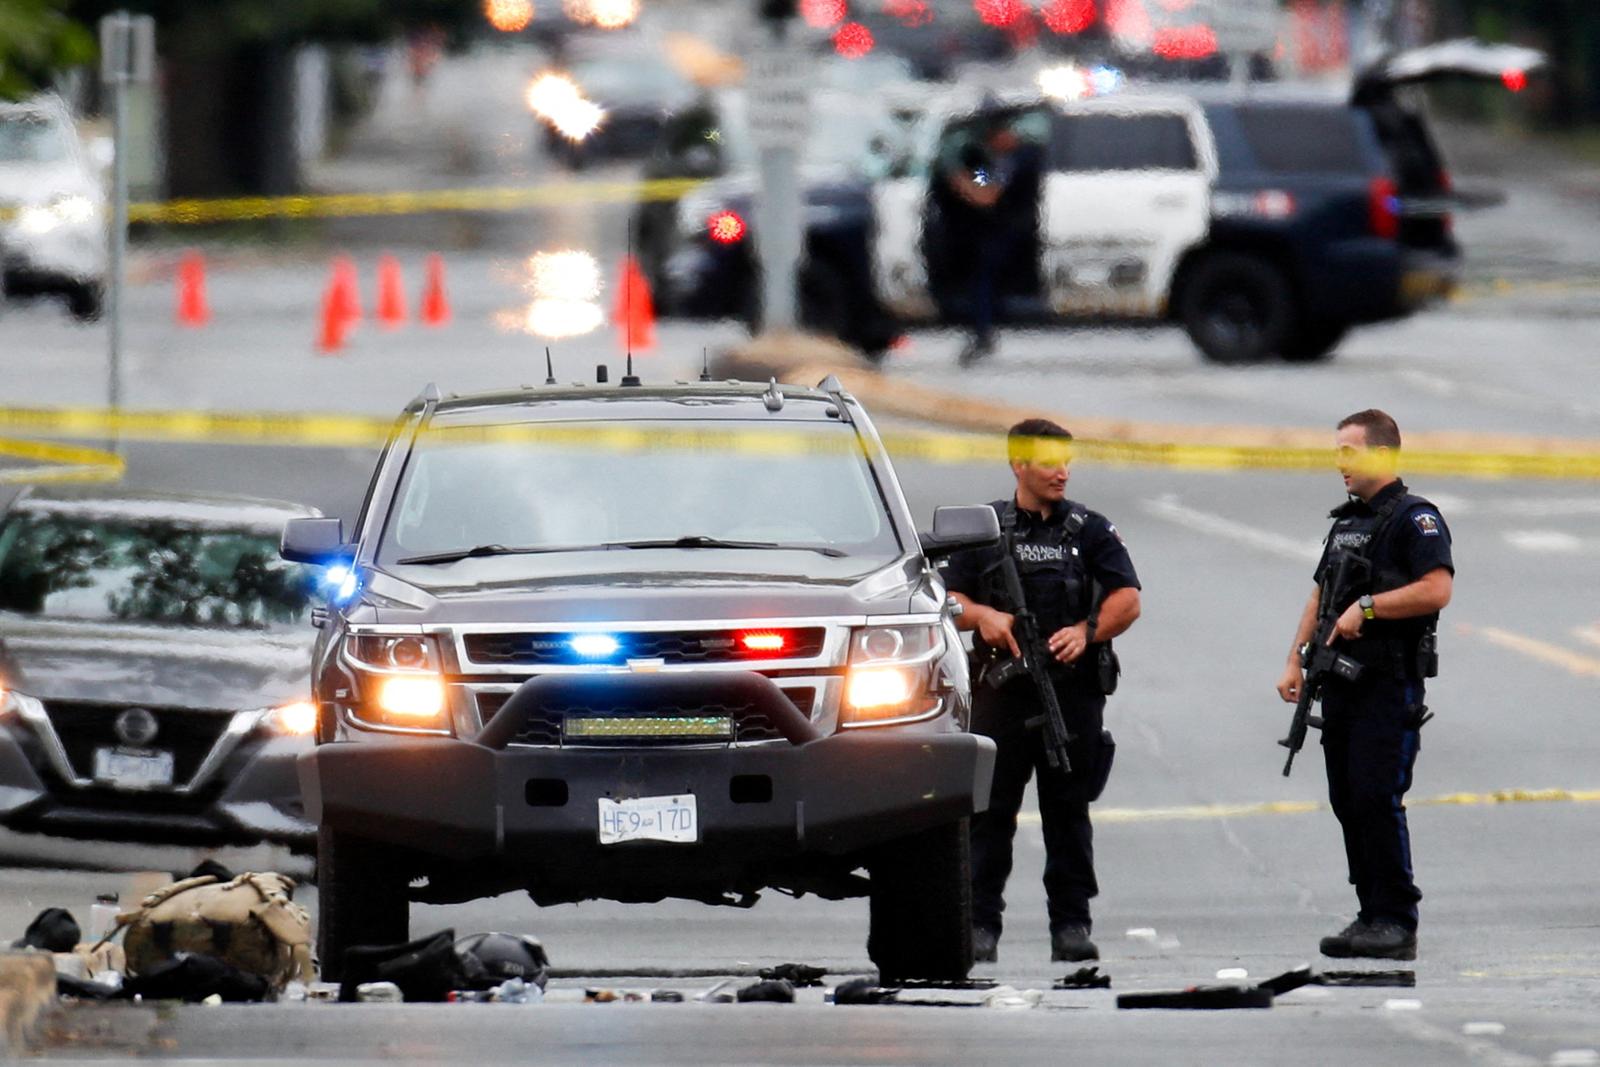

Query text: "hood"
[0, 162, 97, 206]
[359, 552, 936, 626]
[0, 614, 314, 711]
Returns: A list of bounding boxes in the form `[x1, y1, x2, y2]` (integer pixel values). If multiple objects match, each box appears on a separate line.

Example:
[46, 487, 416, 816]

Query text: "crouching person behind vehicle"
[941, 418, 1141, 964]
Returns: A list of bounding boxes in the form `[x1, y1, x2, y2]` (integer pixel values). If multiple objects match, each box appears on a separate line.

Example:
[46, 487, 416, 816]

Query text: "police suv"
[871, 40, 1543, 363]
[284, 376, 999, 981]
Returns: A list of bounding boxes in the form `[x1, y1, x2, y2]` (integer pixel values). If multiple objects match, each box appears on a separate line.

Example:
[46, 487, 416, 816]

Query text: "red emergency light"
[1041, 0, 1094, 35]
[1501, 68, 1527, 93]
[707, 210, 746, 244]
[738, 632, 789, 654]
[1152, 23, 1217, 60]
[833, 21, 875, 58]
[974, 0, 1025, 28]
[801, 0, 846, 29]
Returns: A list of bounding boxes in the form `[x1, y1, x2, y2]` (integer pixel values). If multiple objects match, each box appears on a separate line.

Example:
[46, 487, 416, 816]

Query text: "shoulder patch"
[1107, 522, 1126, 546]
[1412, 512, 1442, 537]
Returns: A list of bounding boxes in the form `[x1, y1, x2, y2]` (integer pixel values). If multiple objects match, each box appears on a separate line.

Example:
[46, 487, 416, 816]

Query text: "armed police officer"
[943, 419, 1141, 964]
[1277, 410, 1453, 961]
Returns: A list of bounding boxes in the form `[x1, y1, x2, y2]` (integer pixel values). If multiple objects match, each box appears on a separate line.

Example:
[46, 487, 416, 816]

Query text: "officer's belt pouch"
[1087, 730, 1115, 803]
[114, 872, 314, 992]
[1096, 644, 1120, 696]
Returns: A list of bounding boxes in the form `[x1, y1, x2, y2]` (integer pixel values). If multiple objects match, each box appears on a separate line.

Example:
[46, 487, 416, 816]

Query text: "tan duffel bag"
[110, 872, 314, 990]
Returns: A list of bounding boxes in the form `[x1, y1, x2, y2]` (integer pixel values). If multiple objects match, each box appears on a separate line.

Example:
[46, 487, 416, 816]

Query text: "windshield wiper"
[396, 543, 606, 565]
[604, 536, 846, 558]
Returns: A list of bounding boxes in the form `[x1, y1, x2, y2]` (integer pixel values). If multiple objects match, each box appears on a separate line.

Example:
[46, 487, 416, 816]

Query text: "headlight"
[264, 701, 318, 736]
[374, 676, 446, 721]
[347, 634, 441, 671]
[839, 624, 943, 728]
[17, 195, 98, 235]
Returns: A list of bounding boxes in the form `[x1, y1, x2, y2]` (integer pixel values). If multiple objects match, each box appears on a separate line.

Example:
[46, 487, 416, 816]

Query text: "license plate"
[597, 794, 697, 845]
[92, 747, 174, 791]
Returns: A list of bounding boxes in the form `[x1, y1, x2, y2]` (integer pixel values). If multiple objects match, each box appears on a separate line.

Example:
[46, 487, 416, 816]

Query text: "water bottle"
[89, 893, 120, 942]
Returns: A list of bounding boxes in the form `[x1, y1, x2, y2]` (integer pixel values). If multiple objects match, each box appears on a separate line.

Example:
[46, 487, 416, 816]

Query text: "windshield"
[571, 57, 688, 105]
[0, 514, 322, 630]
[379, 419, 902, 566]
[0, 114, 71, 165]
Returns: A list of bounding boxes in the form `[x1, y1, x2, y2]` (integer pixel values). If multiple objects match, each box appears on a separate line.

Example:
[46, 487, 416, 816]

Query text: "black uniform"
[942, 497, 1140, 939]
[1314, 479, 1453, 933]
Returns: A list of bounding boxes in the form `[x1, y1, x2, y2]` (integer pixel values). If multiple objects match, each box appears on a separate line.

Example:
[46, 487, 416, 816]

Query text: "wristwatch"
[1358, 595, 1377, 621]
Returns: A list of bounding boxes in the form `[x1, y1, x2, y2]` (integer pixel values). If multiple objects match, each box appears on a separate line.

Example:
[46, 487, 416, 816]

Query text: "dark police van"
[867, 39, 1543, 363]
[284, 377, 999, 981]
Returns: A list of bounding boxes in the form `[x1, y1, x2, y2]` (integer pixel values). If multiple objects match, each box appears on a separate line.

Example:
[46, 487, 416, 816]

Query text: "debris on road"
[124, 953, 271, 1003]
[354, 981, 403, 1004]
[735, 979, 795, 1003]
[1318, 970, 1417, 988]
[757, 963, 827, 986]
[1054, 967, 1112, 990]
[1117, 984, 1275, 1010]
[11, 909, 80, 953]
[829, 977, 898, 1005]
[338, 930, 467, 1003]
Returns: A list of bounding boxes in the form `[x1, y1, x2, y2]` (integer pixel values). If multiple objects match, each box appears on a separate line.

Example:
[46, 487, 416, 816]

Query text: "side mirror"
[281, 517, 347, 564]
[918, 505, 999, 559]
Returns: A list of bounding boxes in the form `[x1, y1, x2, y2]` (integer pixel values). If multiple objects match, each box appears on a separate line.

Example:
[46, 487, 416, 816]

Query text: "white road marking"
[1503, 530, 1586, 553]
[1141, 495, 1323, 564]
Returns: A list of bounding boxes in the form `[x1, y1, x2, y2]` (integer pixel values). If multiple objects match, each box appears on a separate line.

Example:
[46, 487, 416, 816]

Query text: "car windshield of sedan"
[0, 514, 321, 629]
[0, 114, 70, 165]
[380, 418, 903, 565]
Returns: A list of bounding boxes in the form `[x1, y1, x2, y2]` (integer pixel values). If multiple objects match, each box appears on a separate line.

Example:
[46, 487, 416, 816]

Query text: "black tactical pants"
[1321, 674, 1425, 931]
[969, 676, 1106, 938]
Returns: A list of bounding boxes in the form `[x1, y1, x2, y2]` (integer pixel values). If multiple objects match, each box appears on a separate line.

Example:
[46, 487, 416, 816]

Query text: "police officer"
[1277, 409, 1453, 961]
[943, 419, 1141, 963]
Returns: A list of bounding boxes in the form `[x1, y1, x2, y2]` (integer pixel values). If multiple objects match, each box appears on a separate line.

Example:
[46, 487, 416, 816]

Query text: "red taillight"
[739, 632, 787, 654]
[707, 210, 746, 244]
[1368, 177, 1400, 240]
[1502, 68, 1527, 93]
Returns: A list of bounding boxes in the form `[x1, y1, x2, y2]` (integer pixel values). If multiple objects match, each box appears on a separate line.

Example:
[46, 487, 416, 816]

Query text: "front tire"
[866, 819, 973, 982]
[315, 824, 410, 982]
[1178, 252, 1293, 364]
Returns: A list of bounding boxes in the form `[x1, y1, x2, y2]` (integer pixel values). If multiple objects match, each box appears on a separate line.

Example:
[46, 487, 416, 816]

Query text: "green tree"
[0, 0, 95, 101]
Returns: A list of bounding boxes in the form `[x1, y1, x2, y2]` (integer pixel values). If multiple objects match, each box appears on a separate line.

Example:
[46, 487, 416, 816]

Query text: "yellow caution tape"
[126, 177, 706, 225]
[0, 436, 125, 486]
[3, 404, 1600, 481]
[1022, 786, 1600, 826]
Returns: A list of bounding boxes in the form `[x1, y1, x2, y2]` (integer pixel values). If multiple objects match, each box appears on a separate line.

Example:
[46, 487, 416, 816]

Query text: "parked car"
[539, 45, 697, 168]
[0, 96, 107, 321]
[287, 378, 999, 982]
[632, 87, 909, 356]
[868, 39, 1545, 362]
[0, 488, 327, 848]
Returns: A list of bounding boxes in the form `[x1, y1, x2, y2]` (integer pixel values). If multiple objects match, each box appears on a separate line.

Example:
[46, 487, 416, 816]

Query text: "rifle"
[1279, 553, 1370, 777]
[981, 522, 1076, 774]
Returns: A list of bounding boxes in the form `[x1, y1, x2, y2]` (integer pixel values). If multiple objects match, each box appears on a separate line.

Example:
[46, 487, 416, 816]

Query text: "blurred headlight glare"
[269, 701, 318, 735]
[376, 676, 447, 720]
[845, 666, 914, 711]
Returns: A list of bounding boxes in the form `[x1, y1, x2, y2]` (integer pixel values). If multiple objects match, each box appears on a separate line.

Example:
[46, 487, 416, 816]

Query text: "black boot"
[972, 927, 999, 964]
[1348, 921, 1417, 961]
[1318, 919, 1370, 959]
[1050, 924, 1099, 962]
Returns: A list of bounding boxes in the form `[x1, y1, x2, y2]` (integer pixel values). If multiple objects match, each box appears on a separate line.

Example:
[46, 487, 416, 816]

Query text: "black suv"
[284, 377, 1000, 981]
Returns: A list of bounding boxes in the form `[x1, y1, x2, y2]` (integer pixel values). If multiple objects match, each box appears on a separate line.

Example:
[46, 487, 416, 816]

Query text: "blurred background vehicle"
[0, 488, 327, 850]
[536, 39, 698, 168]
[632, 78, 917, 356]
[0, 95, 107, 321]
[867, 40, 1539, 363]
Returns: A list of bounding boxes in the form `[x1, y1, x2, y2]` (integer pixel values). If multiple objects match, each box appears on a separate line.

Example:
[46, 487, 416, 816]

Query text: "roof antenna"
[699, 346, 712, 382]
[621, 216, 637, 385]
[544, 347, 557, 386]
[622, 351, 641, 387]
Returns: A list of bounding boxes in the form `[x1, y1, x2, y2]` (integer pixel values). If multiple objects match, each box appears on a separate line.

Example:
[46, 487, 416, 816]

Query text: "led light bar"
[564, 716, 733, 740]
[569, 634, 621, 658]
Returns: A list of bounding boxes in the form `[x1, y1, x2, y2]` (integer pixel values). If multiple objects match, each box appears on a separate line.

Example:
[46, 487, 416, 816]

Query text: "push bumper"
[302, 730, 995, 860]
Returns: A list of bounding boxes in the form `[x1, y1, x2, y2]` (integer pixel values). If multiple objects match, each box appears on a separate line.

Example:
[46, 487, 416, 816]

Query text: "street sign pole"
[752, 3, 807, 333]
[99, 12, 154, 448]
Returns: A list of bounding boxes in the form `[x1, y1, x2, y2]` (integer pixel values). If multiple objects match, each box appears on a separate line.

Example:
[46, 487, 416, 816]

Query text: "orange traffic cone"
[316, 257, 359, 354]
[613, 255, 655, 352]
[376, 254, 408, 329]
[176, 251, 210, 327]
[419, 254, 451, 327]
[331, 255, 363, 328]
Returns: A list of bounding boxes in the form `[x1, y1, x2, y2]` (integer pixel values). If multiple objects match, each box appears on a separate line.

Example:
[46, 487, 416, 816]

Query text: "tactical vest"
[976, 499, 1095, 631]
[1322, 485, 1441, 679]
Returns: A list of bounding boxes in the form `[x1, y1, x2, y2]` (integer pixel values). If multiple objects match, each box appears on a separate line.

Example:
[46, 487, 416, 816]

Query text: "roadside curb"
[0, 953, 58, 1056]
[716, 339, 1600, 463]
